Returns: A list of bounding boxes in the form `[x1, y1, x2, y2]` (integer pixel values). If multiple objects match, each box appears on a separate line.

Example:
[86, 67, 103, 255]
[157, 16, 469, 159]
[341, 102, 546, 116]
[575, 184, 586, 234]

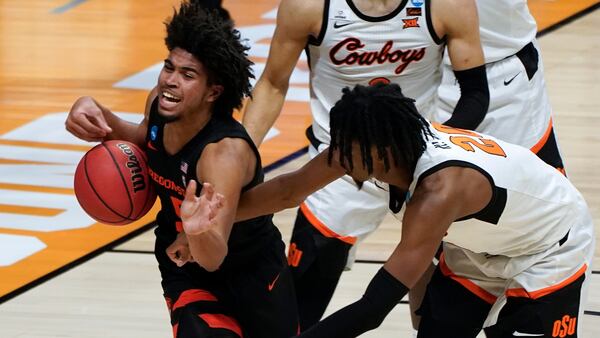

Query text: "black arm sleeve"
[298, 268, 409, 338]
[443, 64, 490, 130]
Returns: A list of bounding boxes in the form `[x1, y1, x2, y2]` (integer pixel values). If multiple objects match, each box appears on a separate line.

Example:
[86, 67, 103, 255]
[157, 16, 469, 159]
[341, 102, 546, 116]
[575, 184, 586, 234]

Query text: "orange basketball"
[74, 140, 157, 225]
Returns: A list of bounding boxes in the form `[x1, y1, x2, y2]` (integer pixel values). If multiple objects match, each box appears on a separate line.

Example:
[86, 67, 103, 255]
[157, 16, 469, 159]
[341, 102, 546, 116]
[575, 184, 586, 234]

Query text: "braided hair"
[328, 83, 433, 174]
[165, 1, 253, 117]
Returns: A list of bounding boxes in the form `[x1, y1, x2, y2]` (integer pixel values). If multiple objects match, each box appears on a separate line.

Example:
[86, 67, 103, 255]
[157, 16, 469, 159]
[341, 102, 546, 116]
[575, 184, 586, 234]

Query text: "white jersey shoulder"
[409, 123, 585, 256]
[307, 0, 445, 143]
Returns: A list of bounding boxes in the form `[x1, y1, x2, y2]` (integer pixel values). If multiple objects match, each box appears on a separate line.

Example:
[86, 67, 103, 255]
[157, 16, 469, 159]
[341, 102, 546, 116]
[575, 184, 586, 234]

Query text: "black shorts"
[417, 266, 586, 338]
[156, 238, 299, 338]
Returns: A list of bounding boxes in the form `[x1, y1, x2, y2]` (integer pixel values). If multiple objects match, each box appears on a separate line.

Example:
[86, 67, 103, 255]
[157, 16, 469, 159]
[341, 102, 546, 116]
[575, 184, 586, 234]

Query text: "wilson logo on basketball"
[329, 38, 426, 74]
[117, 143, 147, 193]
[552, 315, 577, 337]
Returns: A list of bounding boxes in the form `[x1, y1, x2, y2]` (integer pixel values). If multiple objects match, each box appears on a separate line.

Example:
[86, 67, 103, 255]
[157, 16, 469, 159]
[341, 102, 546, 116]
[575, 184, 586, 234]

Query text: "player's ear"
[206, 84, 224, 103]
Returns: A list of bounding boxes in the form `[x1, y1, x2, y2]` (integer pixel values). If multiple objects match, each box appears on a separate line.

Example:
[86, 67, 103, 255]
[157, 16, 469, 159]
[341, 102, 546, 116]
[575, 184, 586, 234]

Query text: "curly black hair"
[165, 1, 253, 116]
[189, 0, 232, 23]
[327, 83, 433, 174]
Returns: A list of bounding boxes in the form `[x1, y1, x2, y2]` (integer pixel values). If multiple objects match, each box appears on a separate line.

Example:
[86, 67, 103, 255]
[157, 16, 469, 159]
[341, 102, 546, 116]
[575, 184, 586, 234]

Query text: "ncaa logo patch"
[150, 125, 158, 140]
[411, 0, 424, 7]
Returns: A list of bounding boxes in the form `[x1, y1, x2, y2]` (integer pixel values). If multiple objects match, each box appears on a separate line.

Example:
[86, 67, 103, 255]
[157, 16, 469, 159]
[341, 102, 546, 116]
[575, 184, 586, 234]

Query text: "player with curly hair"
[65, 2, 299, 337]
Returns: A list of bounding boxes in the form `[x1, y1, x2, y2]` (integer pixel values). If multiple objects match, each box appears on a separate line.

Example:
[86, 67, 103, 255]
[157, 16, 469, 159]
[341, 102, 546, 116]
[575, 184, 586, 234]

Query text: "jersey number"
[170, 196, 184, 232]
[432, 123, 506, 157]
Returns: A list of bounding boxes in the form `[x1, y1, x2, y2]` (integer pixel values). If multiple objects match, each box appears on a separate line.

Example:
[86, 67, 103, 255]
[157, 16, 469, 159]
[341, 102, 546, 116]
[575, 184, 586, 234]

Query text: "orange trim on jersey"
[199, 313, 244, 337]
[299, 202, 357, 245]
[506, 264, 587, 299]
[530, 118, 553, 154]
[439, 253, 497, 304]
[172, 289, 218, 311]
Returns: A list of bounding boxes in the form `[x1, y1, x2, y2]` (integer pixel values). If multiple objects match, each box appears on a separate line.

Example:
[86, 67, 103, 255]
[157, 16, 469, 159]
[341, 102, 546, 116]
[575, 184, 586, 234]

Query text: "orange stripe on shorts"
[300, 202, 357, 245]
[530, 118, 554, 154]
[199, 313, 244, 337]
[172, 289, 218, 311]
[506, 264, 587, 299]
[439, 253, 497, 304]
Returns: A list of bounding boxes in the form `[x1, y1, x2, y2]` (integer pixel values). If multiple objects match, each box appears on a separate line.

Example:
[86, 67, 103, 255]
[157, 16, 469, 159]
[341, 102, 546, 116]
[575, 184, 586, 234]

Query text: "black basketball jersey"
[146, 99, 280, 272]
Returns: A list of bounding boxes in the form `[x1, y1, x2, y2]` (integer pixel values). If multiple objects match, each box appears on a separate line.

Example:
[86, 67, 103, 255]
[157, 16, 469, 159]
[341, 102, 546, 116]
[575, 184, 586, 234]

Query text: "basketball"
[74, 140, 157, 225]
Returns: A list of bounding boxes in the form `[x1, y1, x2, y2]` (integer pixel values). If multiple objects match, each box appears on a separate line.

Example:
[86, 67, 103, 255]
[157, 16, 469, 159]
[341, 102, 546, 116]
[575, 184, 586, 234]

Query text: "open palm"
[181, 180, 224, 235]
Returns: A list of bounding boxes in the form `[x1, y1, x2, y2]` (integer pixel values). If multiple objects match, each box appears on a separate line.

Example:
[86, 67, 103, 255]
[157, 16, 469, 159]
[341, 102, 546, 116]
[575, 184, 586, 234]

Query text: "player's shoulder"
[204, 137, 253, 160]
[278, 0, 323, 19]
[432, 0, 477, 16]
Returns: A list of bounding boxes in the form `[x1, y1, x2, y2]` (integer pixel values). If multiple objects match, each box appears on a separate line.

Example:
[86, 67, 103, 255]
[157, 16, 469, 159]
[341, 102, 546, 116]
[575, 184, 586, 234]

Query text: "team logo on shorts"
[552, 315, 577, 337]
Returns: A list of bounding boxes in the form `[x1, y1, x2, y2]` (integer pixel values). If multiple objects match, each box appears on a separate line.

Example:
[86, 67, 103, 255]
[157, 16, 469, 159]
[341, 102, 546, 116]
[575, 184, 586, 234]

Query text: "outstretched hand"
[181, 180, 225, 236]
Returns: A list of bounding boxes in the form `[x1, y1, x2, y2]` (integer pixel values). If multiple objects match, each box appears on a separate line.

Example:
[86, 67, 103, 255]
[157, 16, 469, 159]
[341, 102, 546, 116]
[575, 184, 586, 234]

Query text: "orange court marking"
[0, 0, 595, 301]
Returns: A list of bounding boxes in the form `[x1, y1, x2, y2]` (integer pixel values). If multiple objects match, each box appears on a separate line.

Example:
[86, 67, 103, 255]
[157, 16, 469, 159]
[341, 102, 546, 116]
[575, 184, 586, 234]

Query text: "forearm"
[242, 78, 288, 147]
[299, 268, 409, 338]
[236, 173, 302, 221]
[444, 65, 489, 130]
[187, 229, 228, 272]
[99, 106, 145, 146]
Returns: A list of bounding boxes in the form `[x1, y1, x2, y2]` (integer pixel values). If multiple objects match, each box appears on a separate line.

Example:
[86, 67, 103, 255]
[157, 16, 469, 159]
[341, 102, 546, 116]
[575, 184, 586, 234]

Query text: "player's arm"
[242, 0, 321, 146]
[433, 0, 489, 130]
[182, 138, 256, 272]
[65, 88, 154, 147]
[236, 150, 345, 221]
[298, 167, 492, 337]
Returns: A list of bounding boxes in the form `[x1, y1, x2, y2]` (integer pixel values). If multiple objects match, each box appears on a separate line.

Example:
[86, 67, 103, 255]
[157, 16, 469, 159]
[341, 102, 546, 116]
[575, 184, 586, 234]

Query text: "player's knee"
[175, 306, 241, 338]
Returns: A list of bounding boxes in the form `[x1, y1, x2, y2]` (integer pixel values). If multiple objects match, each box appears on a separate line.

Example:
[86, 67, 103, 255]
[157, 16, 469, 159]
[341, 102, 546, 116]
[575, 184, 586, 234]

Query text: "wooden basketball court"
[0, 0, 598, 337]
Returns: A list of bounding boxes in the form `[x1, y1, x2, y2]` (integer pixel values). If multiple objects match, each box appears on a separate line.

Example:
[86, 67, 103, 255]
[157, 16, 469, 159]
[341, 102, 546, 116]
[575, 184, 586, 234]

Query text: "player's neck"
[351, 0, 403, 16]
[162, 106, 213, 156]
[378, 165, 412, 190]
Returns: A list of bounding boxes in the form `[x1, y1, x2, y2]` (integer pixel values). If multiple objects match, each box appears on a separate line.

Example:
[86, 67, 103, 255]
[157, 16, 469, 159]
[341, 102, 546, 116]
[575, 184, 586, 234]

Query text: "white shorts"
[301, 143, 390, 244]
[435, 40, 554, 150]
[441, 208, 595, 329]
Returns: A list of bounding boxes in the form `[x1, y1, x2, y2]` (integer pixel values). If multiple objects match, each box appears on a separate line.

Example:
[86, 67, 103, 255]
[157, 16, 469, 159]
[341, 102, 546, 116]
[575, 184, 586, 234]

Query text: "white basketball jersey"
[307, 0, 445, 144]
[442, 0, 537, 65]
[408, 123, 588, 257]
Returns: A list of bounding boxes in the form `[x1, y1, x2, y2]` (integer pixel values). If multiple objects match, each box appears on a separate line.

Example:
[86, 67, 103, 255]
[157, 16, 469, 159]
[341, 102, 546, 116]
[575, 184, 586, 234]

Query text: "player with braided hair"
[213, 83, 593, 337]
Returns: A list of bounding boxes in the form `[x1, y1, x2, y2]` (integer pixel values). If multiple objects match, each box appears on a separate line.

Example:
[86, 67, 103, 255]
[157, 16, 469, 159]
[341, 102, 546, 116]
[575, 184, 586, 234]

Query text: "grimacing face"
[156, 47, 220, 122]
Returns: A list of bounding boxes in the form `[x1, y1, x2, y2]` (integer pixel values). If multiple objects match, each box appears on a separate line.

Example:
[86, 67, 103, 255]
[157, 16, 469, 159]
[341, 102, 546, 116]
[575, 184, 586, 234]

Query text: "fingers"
[207, 193, 225, 219]
[65, 121, 104, 142]
[166, 245, 191, 267]
[66, 98, 112, 141]
[88, 114, 113, 134]
[75, 113, 109, 137]
[184, 180, 198, 203]
[215, 193, 225, 208]
[166, 247, 182, 266]
[200, 182, 215, 201]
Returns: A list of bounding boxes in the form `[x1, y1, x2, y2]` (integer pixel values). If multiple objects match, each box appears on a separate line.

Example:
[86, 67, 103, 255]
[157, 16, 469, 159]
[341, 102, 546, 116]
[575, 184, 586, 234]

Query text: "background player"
[436, 0, 565, 172]
[222, 83, 593, 337]
[65, 2, 299, 337]
[242, 0, 489, 330]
